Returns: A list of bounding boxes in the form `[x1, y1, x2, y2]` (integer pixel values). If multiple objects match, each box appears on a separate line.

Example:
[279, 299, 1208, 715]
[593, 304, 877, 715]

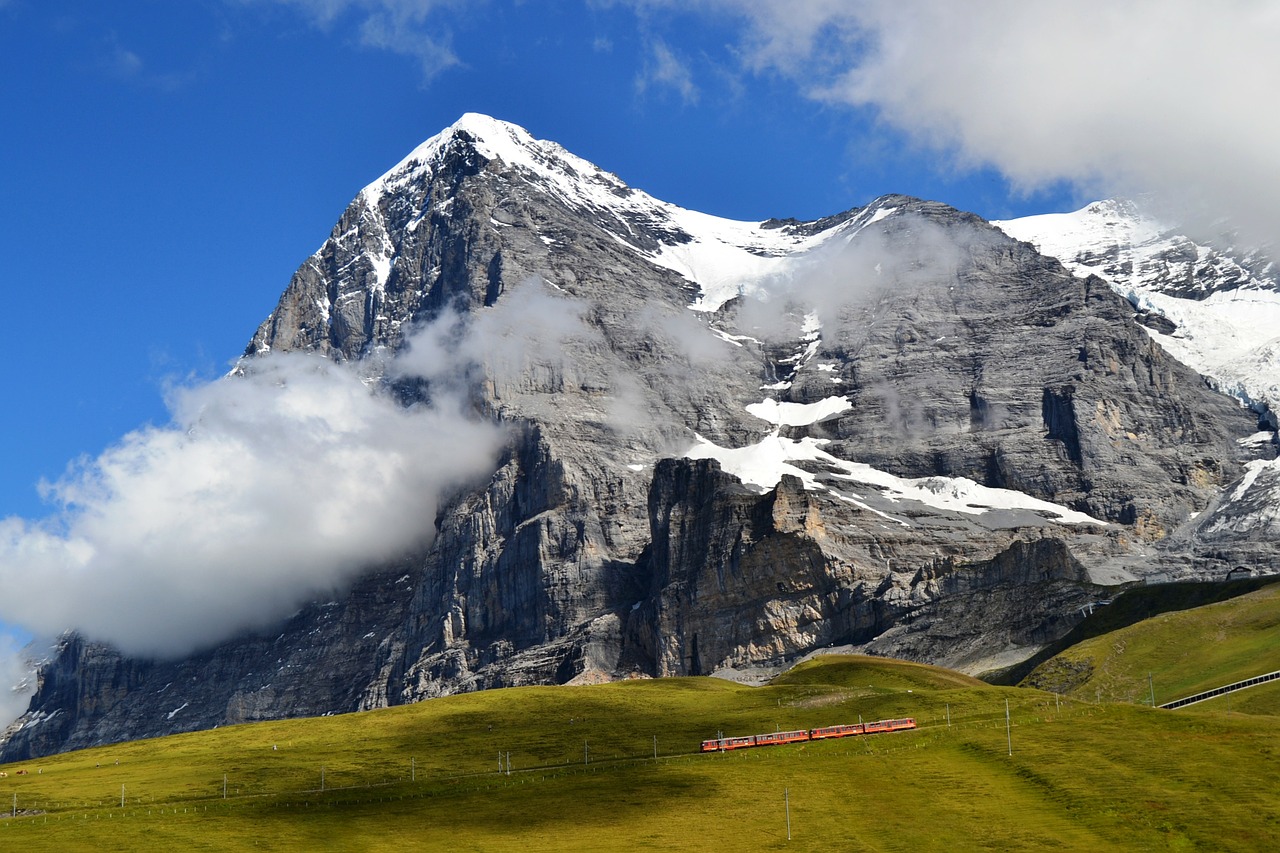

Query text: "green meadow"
[2, 604, 1279, 851]
[1022, 581, 1280, 706]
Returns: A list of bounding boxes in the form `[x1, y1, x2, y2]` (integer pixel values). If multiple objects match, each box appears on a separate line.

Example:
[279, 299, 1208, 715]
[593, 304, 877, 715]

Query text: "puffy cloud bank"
[0, 278, 668, 724]
[0, 349, 505, 668]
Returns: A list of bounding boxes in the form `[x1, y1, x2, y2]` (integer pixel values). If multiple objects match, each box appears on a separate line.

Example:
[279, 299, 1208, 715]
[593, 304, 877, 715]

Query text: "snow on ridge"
[995, 200, 1164, 278]
[18, 708, 59, 730]
[684, 433, 1105, 526]
[1229, 458, 1273, 503]
[369, 254, 392, 290]
[1204, 457, 1280, 535]
[1118, 287, 1280, 411]
[677, 200, 906, 313]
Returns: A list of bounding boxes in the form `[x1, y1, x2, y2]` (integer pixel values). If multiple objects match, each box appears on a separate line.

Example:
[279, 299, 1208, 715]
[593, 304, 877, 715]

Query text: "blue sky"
[1, 1, 1275, 709]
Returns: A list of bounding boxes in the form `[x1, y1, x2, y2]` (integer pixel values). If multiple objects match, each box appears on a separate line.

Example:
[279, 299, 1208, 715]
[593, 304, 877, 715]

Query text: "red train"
[700, 718, 916, 752]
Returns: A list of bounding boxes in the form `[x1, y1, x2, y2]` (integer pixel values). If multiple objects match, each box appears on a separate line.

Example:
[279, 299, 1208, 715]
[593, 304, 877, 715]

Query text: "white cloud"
[393, 278, 599, 393]
[0, 277, 737, 680]
[632, 0, 1280, 244]
[0, 350, 505, 661]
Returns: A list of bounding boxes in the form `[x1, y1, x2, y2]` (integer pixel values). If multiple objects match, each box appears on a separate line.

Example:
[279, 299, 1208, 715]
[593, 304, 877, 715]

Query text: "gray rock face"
[784, 201, 1251, 538]
[3, 116, 1273, 761]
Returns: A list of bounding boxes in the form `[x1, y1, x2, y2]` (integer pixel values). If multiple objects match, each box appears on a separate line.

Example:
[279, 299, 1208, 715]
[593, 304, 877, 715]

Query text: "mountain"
[2, 115, 1273, 761]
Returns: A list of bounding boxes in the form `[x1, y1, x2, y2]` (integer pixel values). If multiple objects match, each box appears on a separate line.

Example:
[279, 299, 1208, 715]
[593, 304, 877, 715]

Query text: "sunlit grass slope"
[987, 574, 1280, 685]
[2, 655, 1279, 851]
[1022, 582, 1280, 706]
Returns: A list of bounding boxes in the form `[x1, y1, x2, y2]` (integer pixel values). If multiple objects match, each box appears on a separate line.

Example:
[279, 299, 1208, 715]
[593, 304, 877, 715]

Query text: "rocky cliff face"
[997, 200, 1280, 419]
[3, 115, 1274, 761]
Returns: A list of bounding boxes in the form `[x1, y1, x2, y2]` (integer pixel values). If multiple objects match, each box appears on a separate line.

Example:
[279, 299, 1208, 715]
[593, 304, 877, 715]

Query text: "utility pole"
[784, 788, 791, 841]
[1149, 673, 1155, 707]
[1005, 699, 1013, 756]
[584, 740, 590, 765]
[653, 735, 658, 760]
[946, 704, 950, 727]
[411, 757, 415, 782]
[321, 767, 325, 792]
[121, 785, 126, 809]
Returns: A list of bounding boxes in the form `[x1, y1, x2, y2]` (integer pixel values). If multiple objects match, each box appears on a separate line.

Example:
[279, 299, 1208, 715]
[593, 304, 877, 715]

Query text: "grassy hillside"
[1022, 582, 1280, 705]
[2, 654, 1279, 851]
[986, 574, 1280, 685]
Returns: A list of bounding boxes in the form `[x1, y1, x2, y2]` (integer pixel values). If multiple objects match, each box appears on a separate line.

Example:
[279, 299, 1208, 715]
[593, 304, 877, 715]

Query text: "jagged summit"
[360, 113, 911, 312]
[363, 113, 635, 211]
[248, 114, 917, 361]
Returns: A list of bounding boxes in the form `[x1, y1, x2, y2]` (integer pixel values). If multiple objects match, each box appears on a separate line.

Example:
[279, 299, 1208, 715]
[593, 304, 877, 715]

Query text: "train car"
[809, 723, 865, 740]
[702, 718, 915, 754]
[700, 735, 757, 752]
[863, 717, 916, 734]
[753, 729, 810, 747]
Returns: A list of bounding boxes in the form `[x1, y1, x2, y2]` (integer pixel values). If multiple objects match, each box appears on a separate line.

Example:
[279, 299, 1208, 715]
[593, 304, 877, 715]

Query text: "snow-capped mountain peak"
[361, 113, 880, 314]
[997, 201, 1280, 419]
[996, 199, 1275, 301]
[367, 113, 633, 209]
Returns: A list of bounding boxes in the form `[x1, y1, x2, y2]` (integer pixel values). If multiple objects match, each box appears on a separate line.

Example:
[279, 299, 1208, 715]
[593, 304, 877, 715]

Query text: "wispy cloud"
[0, 347, 505, 664]
[0, 634, 36, 730]
[735, 209, 975, 339]
[102, 34, 192, 92]
[239, 0, 472, 78]
[625, 0, 1280, 243]
[636, 39, 698, 104]
[392, 278, 599, 395]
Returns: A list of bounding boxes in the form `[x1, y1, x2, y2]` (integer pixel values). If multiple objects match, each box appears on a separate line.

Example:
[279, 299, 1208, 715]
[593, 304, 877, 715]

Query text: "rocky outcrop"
[3, 116, 1273, 761]
[624, 457, 1106, 678]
